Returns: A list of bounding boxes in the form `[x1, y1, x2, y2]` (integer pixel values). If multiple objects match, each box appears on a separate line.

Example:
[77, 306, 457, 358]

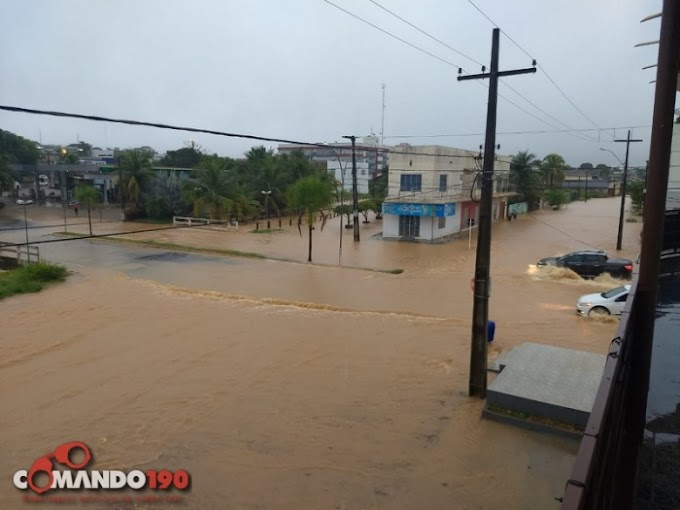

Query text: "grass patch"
[133, 217, 174, 225]
[385, 268, 404, 274]
[98, 237, 268, 260]
[249, 228, 284, 234]
[487, 404, 584, 433]
[626, 217, 638, 223]
[0, 262, 69, 300]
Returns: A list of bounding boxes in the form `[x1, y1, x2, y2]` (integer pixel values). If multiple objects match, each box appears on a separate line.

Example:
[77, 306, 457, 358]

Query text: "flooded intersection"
[0, 197, 640, 509]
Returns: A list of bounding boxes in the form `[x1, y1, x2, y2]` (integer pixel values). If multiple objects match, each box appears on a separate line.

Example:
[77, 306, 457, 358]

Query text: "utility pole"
[343, 135, 360, 242]
[585, 169, 588, 201]
[458, 28, 536, 398]
[614, 130, 643, 251]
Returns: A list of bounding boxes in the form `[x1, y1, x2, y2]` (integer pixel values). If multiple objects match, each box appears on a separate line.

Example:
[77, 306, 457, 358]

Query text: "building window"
[400, 174, 422, 192]
[439, 174, 448, 192]
[399, 215, 420, 238]
[438, 216, 446, 229]
[361, 169, 366, 175]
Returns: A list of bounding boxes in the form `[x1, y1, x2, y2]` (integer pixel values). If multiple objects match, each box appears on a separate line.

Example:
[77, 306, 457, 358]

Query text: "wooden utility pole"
[614, 130, 643, 251]
[458, 28, 536, 398]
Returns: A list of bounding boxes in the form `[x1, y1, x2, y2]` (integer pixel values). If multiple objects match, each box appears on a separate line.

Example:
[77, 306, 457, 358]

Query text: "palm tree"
[74, 185, 101, 235]
[118, 149, 153, 211]
[183, 157, 257, 221]
[541, 153, 567, 189]
[287, 176, 334, 262]
[510, 150, 541, 205]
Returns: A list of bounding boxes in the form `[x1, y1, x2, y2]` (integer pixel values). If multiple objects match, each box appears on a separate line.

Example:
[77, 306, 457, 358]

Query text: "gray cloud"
[0, 0, 669, 167]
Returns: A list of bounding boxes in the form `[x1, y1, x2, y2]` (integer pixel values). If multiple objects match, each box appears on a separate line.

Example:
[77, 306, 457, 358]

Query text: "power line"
[527, 213, 602, 250]
[362, 0, 600, 143]
[382, 124, 651, 139]
[366, 0, 484, 67]
[0, 104, 480, 160]
[466, 0, 604, 132]
[321, 0, 463, 70]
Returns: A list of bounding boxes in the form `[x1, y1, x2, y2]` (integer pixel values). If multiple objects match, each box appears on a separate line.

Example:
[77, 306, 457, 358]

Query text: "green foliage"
[510, 150, 542, 204]
[541, 153, 567, 188]
[74, 185, 101, 235]
[119, 149, 154, 209]
[369, 171, 388, 200]
[579, 162, 594, 170]
[159, 147, 203, 168]
[359, 199, 376, 222]
[0, 129, 40, 164]
[182, 156, 258, 220]
[0, 154, 16, 194]
[628, 180, 645, 210]
[0, 262, 68, 301]
[544, 188, 569, 209]
[144, 170, 187, 219]
[287, 175, 335, 262]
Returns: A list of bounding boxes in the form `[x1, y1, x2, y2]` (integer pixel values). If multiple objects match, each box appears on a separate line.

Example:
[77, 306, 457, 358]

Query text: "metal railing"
[561, 275, 639, 509]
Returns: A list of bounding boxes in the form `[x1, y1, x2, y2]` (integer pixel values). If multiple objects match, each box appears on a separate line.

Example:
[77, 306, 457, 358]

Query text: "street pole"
[343, 135, 360, 242]
[23, 203, 31, 263]
[458, 28, 536, 398]
[614, 130, 643, 251]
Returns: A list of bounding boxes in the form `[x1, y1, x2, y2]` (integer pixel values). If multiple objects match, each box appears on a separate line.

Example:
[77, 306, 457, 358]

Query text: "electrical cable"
[466, 0, 605, 133]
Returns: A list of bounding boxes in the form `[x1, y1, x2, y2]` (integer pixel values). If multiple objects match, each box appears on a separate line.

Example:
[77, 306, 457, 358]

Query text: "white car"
[576, 285, 631, 316]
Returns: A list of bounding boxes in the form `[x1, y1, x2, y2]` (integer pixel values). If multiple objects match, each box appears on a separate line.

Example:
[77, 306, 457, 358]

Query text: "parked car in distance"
[536, 249, 633, 279]
[577, 284, 631, 316]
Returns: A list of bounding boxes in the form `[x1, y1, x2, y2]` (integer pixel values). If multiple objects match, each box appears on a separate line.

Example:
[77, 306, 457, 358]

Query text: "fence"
[0, 244, 40, 266]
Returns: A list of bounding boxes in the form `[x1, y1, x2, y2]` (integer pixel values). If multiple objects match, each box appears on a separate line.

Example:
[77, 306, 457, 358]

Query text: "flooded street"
[0, 197, 641, 509]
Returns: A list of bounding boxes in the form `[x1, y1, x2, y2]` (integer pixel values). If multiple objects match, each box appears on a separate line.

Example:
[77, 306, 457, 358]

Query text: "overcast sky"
[0, 0, 672, 167]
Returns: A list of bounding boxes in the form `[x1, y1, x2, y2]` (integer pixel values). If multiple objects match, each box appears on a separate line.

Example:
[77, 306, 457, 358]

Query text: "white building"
[326, 160, 370, 194]
[382, 144, 512, 243]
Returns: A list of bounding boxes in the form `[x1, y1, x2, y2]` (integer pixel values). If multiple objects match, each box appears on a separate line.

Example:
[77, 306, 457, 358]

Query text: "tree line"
[510, 150, 647, 210]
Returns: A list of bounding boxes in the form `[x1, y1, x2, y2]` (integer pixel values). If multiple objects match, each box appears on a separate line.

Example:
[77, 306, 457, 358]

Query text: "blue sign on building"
[382, 202, 455, 217]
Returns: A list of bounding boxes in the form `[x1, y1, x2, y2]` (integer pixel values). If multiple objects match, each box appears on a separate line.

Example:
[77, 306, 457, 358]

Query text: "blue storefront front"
[382, 202, 459, 241]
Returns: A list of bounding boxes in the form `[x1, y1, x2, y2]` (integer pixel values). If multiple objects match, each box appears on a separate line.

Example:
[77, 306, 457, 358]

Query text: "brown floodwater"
[0, 197, 641, 509]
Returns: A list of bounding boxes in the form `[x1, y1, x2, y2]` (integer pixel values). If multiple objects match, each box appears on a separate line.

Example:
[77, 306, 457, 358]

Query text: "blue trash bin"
[487, 320, 496, 343]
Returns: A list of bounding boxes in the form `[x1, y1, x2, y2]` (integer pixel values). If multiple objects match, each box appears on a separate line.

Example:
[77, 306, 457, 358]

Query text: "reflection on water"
[0, 197, 642, 509]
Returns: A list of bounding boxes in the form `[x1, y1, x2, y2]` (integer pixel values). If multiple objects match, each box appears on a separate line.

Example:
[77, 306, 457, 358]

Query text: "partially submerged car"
[537, 249, 633, 279]
[576, 284, 631, 316]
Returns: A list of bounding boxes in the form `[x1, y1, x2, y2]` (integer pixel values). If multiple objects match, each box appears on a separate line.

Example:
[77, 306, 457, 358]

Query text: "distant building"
[277, 135, 389, 178]
[561, 168, 619, 196]
[381, 144, 512, 243]
[326, 160, 370, 194]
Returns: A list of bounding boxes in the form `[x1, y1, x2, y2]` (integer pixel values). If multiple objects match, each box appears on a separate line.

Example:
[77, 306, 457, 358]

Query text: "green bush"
[0, 262, 68, 300]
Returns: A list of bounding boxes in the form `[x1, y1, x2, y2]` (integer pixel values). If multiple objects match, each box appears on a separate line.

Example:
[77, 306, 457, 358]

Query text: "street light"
[599, 147, 625, 166]
[261, 190, 272, 229]
[324, 144, 349, 265]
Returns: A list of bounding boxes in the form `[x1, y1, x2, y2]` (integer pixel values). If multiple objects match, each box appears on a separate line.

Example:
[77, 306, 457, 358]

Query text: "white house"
[326, 160, 370, 194]
[381, 144, 512, 243]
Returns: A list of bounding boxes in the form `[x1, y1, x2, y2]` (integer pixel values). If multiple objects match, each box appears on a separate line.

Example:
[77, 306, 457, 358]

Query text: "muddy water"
[0, 197, 641, 509]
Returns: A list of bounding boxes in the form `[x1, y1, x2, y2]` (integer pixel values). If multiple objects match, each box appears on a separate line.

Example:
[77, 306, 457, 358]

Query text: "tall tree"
[159, 147, 203, 168]
[0, 129, 40, 164]
[541, 153, 567, 188]
[119, 149, 153, 210]
[0, 155, 16, 196]
[287, 176, 334, 262]
[510, 150, 541, 203]
[182, 157, 257, 220]
[74, 185, 101, 235]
